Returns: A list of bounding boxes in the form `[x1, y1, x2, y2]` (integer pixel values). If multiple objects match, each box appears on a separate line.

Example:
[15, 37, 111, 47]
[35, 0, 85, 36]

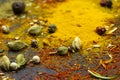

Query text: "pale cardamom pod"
[72, 36, 82, 51]
[15, 54, 26, 67]
[7, 40, 28, 51]
[28, 24, 42, 35]
[57, 46, 68, 56]
[0, 56, 10, 71]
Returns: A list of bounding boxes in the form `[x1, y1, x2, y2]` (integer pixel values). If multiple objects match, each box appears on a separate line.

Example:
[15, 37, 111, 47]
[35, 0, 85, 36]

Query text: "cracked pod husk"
[72, 36, 82, 51]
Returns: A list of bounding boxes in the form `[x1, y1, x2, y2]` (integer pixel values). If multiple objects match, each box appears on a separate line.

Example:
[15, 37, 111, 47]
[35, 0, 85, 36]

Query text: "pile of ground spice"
[44, 0, 114, 48]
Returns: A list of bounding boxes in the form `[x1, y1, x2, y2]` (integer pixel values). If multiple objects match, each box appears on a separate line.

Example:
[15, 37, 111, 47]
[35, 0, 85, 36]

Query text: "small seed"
[31, 39, 38, 48]
[12, 1, 25, 15]
[15, 36, 20, 40]
[106, 0, 112, 8]
[93, 44, 100, 48]
[1, 25, 10, 34]
[48, 24, 57, 33]
[32, 56, 40, 64]
[10, 62, 19, 70]
[100, 0, 106, 7]
[96, 27, 106, 35]
[100, 0, 112, 8]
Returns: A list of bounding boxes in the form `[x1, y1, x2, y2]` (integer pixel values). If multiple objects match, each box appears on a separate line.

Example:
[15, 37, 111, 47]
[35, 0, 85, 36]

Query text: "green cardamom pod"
[8, 40, 28, 51]
[0, 56, 10, 71]
[15, 54, 26, 67]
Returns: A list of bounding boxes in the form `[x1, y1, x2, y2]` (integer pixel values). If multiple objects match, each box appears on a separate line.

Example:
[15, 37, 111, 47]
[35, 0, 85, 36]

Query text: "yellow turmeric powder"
[44, 0, 114, 48]
[0, 0, 117, 51]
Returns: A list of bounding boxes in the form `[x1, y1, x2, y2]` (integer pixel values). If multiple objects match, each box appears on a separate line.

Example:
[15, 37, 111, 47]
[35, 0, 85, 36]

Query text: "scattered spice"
[31, 39, 38, 48]
[0, 0, 120, 80]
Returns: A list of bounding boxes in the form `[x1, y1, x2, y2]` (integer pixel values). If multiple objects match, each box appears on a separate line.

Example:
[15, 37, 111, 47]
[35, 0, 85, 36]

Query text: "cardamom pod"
[0, 56, 10, 71]
[57, 46, 68, 56]
[15, 54, 26, 67]
[8, 40, 28, 51]
[72, 36, 82, 51]
[28, 24, 42, 35]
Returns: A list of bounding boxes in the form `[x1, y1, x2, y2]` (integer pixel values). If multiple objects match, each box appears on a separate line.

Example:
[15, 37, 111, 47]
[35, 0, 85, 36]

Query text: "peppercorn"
[106, 0, 112, 8]
[12, 1, 25, 15]
[100, 0, 106, 7]
[48, 24, 57, 33]
[31, 39, 38, 48]
[100, 0, 112, 8]
[96, 27, 106, 35]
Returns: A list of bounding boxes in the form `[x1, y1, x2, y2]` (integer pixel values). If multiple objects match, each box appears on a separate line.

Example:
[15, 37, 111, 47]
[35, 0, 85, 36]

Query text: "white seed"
[10, 62, 19, 70]
[15, 36, 20, 40]
[72, 36, 82, 50]
[107, 44, 114, 48]
[32, 56, 40, 63]
[1, 25, 10, 34]
[93, 44, 100, 48]
[33, 19, 38, 23]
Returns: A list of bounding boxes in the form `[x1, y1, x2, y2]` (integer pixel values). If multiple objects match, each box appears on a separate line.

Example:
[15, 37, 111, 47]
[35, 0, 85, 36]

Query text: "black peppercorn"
[96, 27, 106, 35]
[100, 0, 112, 8]
[31, 39, 38, 48]
[100, 0, 106, 7]
[106, 0, 112, 8]
[12, 1, 25, 15]
[48, 24, 57, 33]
